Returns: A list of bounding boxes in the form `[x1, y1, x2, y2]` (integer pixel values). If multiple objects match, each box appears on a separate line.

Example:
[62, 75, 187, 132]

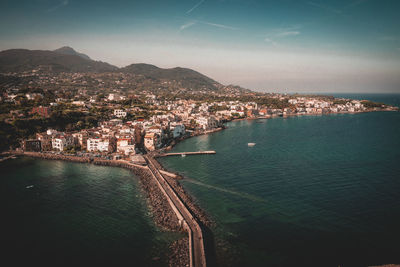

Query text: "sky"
[0, 0, 400, 93]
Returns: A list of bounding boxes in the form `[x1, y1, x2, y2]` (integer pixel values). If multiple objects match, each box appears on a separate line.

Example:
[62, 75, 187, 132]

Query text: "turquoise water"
[0, 158, 179, 266]
[160, 94, 400, 266]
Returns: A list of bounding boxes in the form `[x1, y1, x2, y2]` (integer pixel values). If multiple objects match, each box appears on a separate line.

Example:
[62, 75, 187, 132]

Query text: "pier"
[159, 151, 216, 157]
[145, 155, 207, 267]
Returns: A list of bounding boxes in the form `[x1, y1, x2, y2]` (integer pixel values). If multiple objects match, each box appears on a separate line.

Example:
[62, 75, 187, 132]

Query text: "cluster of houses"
[21, 96, 372, 158]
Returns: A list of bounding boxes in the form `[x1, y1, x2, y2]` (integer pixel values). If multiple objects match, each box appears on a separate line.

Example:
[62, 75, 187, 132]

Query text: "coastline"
[2, 108, 398, 267]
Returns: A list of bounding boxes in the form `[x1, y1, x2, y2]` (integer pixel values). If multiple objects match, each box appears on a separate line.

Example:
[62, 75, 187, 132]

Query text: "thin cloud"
[48, 0, 69, 12]
[263, 28, 301, 47]
[264, 38, 278, 47]
[380, 36, 399, 41]
[307, 1, 343, 14]
[186, 0, 205, 14]
[180, 21, 196, 31]
[277, 31, 300, 37]
[180, 19, 238, 31]
[198, 20, 239, 30]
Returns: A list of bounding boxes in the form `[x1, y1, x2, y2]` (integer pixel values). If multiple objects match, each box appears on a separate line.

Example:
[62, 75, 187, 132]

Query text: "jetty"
[145, 155, 207, 267]
[159, 151, 216, 157]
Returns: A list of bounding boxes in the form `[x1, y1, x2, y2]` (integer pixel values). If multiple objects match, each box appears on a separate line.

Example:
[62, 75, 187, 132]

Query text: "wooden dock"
[159, 151, 216, 157]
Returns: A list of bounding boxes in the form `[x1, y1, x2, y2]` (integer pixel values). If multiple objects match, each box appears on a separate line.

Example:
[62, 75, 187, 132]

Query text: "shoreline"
[1, 108, 398, 266]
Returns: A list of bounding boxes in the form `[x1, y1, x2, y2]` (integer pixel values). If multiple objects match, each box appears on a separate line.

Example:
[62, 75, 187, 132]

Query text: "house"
[196, 116, 218, 130]
[72, 100, 85, 106]
[72, 132, 88, 150]
[108, 93, 125, 101]
[87, 137, 110, 152]
[30, 106, 51, 117]
[114, 109, 127, 118]
[117, 137, 136, 155]
[87, 138, 100, 152]
[170, 123, 185, 138]
[36, 132, 52, 151]
[144, 132, 160, 151]
[52, 134, 74, 151]
[23, 139, 41, 152]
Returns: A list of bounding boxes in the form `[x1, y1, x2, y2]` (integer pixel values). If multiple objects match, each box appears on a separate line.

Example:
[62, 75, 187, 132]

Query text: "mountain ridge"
[0, 47, 250, 93]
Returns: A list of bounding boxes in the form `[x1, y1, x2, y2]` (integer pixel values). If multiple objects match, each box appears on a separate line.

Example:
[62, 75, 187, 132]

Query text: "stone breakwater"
[152, 156, 213, 228]
[20, 152, 92, 163]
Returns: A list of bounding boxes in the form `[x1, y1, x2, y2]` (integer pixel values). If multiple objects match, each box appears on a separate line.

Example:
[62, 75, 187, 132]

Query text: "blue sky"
[1, 0, 400, 93]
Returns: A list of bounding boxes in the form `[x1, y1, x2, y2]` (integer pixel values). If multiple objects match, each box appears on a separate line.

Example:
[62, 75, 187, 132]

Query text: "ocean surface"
[0, 158, 181, 266]
[160, 94, 400, 266]
[1, 93, 399, 267]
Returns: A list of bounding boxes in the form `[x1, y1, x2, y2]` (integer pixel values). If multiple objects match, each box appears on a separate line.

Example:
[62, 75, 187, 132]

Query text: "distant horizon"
[1, 0, 399, 93]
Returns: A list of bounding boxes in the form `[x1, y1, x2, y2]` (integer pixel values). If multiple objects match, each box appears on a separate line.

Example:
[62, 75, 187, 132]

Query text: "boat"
[26, 185, 34, 189]
[248, 143, 256, 147]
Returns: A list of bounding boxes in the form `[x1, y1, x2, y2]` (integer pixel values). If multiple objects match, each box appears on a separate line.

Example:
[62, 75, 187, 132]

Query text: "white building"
[87, 138, 100, 152]
[196, 116, 219, 130]
[114, 109, 127, 118]
[52, 135, 74, 151]
[117, 138, 136, 155]
[108, 93, 125, 101]
[87, 138, 109, 152]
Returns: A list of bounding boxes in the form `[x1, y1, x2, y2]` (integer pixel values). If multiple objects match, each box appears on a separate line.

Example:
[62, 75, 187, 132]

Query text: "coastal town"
[1, 66, 399, 267]
[1, 70, 398, 156]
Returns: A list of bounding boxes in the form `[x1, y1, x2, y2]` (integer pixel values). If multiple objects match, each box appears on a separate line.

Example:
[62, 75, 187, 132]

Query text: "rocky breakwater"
[152, 156, 213, 228]
[17, 151, 91, 163]
[91, 158, 189, 266]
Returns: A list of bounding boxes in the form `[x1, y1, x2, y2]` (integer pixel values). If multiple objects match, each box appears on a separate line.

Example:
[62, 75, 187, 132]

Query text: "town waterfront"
[1, 94, 400, 266]
[160, 94, 400, 266]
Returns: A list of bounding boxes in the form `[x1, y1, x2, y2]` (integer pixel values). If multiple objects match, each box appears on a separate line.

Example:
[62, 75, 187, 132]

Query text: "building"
[196, 116, 218, 130]
[108, 93, 126, 101]
[87, 138, 100, 152]
[30, 106, 51, 117]
[52, 135, 74, 151]
[36, 132, 52, 151]
[117, 137, 136, 155]
[114, 109, 127, 118]
[170, 123, 185, 138]
[87, 138, 111, 152]
[144, 132, 160, 151]
[23, 139, 41, 152]
[72, 132, 88, 150]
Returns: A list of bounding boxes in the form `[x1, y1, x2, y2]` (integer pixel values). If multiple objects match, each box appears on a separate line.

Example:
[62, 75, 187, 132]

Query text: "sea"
[1, 93, 400, 267]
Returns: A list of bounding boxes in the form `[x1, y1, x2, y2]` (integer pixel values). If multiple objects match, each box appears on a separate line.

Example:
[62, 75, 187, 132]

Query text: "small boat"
[26, 185, 34, 189]
[248, 143, 256, 147]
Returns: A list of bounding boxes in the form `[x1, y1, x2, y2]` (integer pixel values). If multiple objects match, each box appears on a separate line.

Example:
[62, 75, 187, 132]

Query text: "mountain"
[0, 48, 227, 92]
[0, 49, 118, 73]
[121, 63, 220, 91]
[53, 46, 91, 60]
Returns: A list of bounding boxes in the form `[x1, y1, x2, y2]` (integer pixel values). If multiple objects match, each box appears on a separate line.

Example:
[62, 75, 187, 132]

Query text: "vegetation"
[361, 100, 384, 108]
